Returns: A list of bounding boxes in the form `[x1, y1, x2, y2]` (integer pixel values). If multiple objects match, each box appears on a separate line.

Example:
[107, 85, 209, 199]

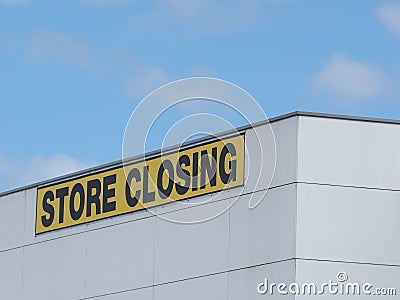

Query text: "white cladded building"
[0, 111, 399, 299]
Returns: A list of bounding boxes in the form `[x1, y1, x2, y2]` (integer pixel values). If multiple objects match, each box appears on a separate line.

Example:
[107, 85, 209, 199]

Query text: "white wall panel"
[154, 199, 231, 284]
[87, 287, 153, 300]
[24, 187, 89, 246]
[298, 117, 400, 189]
[296, 183, 400, 265]
[23, 234, 86, 300]
[295, 259, 400, 299]
[154, 273, 228, 300]
[151, 186, 240, 224]
[24, 188, 38, 243]
[86, 207, 152, 232]
[229, 185, 296, 270]
[243, 117, 298, 197]
[228, 260, 296, 300]
[269, 117, 298, 187]
[0, 191, 26, 251]
[85, 217, 156, 298]
[0, 248, 23, 300]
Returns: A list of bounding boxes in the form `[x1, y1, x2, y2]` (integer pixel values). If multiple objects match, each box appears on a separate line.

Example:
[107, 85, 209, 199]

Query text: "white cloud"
[125, 65, 215, 100]
[314, 54, 391, 99]
[0, 0, 30, 4]
[0, 154, 95, 192]
[164, 0, 207, 17]
[126, 67, 174, 99]
[134, 0, 263, 35]
[24, 31, 100, 73]
[377, 2, 400, 35]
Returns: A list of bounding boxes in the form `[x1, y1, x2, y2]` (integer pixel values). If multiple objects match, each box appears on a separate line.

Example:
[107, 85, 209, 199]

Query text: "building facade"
[0, 112, 399, 299]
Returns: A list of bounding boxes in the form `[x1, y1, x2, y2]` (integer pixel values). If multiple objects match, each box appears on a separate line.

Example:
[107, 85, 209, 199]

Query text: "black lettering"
[41, 190, 54, 228]
[200, 147, 217, 188]
[70, 183, 85, 221]
[86, 179, 101, 217]
[103, 174, 117, 213]
[192, 152, 199, 191]
[143, 166, 155, 203]
[175, 154, 190, 195]
[56, 187, 69, 223]
[219, 143, 237, 184]
[125, 168, 141, 207]
[157, 159, 174, 199]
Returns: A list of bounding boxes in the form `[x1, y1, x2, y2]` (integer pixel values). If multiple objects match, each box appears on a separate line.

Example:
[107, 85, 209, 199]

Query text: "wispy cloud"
[0, 154, 95, 192]
[125, 65, 215, 100]
[314, 54, 391, 99]
[132, 0, 264, 36]
[24, 31, 100, 73]
[81, 0, 134, 7]
[377, 2, 400, 35]
[165, 0, 202, 14]
[126, 66, 174, 99]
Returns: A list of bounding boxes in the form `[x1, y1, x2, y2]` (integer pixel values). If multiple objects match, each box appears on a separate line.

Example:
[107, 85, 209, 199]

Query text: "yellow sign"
[36, 134, 245, 234]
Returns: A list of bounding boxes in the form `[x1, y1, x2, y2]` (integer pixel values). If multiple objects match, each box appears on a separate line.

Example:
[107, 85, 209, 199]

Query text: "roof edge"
[1, 110, 399, 197]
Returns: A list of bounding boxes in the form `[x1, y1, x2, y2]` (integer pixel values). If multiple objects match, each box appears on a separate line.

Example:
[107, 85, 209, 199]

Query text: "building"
[0, 111, 399, 299]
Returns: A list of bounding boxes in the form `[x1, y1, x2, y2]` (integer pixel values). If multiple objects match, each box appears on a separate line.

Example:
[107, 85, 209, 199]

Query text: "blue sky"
[0, 0, 399, 192]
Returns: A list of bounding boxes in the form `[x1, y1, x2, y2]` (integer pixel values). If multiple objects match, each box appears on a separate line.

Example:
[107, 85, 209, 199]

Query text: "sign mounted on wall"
[35, 134, 245, 234]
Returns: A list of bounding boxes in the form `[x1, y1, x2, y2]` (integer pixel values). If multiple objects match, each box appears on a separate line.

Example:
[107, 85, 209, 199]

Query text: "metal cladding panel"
[268, 116, 298, 187]
[0, 248, 23, 300]
[243, 117, 298, 196]
[24, 187, 90, 245]
[228, 260, 296, 300]
[23, 234, 86, 300]
[90, 287, 153, 300]
[229, 184, 296, 270]
[153, 199, 231, 285]
[154, 273, 228, 300]
[24, 188, 39, 243]
[85, 217, 156, 298]
[296, 183, 400, 265]
[298, 116, 400, 189]
[0, 190, 25, 251]
[295, 260, 400, 299]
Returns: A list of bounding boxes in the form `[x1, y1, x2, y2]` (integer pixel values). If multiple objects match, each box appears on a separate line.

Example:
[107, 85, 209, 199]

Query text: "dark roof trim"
[295, 111, 400, 125]
[1, 111, 399, 197]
